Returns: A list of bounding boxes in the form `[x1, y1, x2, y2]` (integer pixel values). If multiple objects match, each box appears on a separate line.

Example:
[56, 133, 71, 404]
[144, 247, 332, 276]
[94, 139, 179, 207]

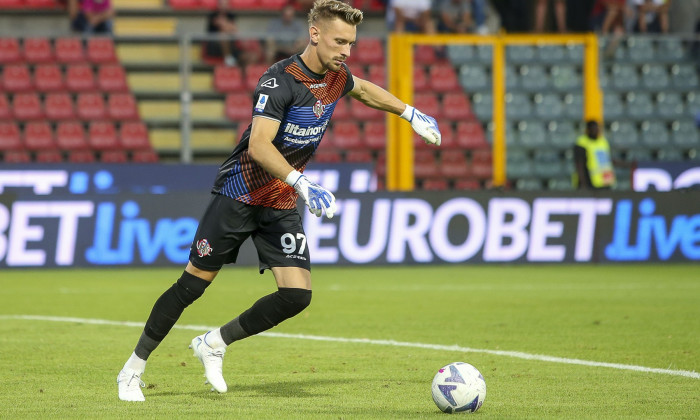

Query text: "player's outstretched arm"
[347, 76, 441, 146]
[248, 116, 337, 219]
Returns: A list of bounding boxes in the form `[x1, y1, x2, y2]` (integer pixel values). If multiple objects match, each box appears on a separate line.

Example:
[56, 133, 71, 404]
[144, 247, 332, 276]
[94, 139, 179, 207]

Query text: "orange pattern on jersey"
[285, 62, 349, 107]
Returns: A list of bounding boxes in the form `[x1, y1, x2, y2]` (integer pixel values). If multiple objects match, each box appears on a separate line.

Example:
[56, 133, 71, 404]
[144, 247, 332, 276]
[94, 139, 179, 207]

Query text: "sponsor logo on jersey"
[255, 94, 269, 112]
[313, 99, 325, 118]
[309, 83, 327, 89]
[283, 120, 329, 137]
[260, 78, 279, 89]
[196, 239, 213, 257]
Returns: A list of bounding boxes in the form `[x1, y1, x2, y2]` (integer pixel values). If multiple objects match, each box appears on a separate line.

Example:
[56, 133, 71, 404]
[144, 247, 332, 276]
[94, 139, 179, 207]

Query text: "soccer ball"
[431, 362, 486, 414]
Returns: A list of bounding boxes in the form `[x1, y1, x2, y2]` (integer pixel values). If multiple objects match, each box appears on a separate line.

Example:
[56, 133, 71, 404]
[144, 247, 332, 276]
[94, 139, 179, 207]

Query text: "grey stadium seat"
[506, 93, 533, 120]
[516, 120, 548, 149]
[671, 120, 700, 148]
[563, 93, 583, 119]
[656, 92, 685, 120]
[447, 44, 476, 66]
[641, 64, 670, 91]
[459, 65, 490, 92]
[671, 64, 699, 90]
[611, 64, 639, 91]
[604, 93, 625, 120]
[551, 65, 581, 91]
[608, 121, 640, 149]
[519, 65, 550, 92]
[626, 37, 655, 63]
[506, 45, 536, 64]
[640, 121, 670, 149]
[472, 92, 493, 120]
[537, 45, 567, 64]
[507, 149, 534, 178]
[655, 37, 686, 62]
[548, 121, 577, 150]
[533, 150, 566, 178]
[625, 92, 655, 120]
[534, 93, 564, 119]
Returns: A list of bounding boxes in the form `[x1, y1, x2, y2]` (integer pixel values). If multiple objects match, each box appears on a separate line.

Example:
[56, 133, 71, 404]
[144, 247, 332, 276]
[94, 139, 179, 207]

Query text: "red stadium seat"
[422, 179, 449, 191]
[228, 0, 258, 9]
[414, 44, 438, 65]
[120, 121, 151, 150]
[330, 97, 350, 120]
[413, 93, 441, 119]
[258, 0, 286, 9]
[25, 0, 62, 7]
[88, 121, 119, 150]
[34, 64, 65, 92]
[454, 179, 482, 190]
[76, 92, 106, 120]
[131, 149, 159, 162]
[244, 64, 268, 91]
[168, 0, 199, 8]
[67, 150, 96, 163]
[66, 64, 96, 92]
[439, 152, 471, 178]
[332, 121, 362, 150]
[428, 64, 459, 92]
[313, 149, 343, 163]
[3, 150, 32, 163]
[344, 150, 374, 163]
[2, 64, 32, 92]
[354, 38, 384, 65]
[0, 122, 22, 151]
[86, 38, 117, 63]
[364, 121, 385, 150]
[100, 150, 129, 163]
[0, 0, 23, 9]
[414, 150, 439, 178]
[23, 121, 56, 151]
[56, 121, 89, 150]
[35, 150, 64, 163]
[22, 37, 53, 63]
[108, 93, 139, 120]
[413, 65, 428, 92]
[349, 99, 383, 120]
[456, 121, 488, 149]
[12, 93, 44, 120]
[0, 38, 21, 64]
[0, 94, 10, 120]
[434, 120, 456, 149]
[97, 65, 128, 92]
[45, 93, 76, 120]
[225, 93, 253, 121]
[471, 149, 493, 180]
[441, 92, 473, 121]
[367, 64, 386, 88]
[55, 38, 85, 63]
[214, 65, 245, 93]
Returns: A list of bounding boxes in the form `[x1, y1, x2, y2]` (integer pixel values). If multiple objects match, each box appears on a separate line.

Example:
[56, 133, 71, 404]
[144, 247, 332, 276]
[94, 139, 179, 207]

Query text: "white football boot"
[190, 334, 227, 393]
[117, 369, 145, 402]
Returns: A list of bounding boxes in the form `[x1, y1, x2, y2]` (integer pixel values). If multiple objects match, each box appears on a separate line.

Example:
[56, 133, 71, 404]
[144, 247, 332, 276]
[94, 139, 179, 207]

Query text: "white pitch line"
[2, 314, 698, 380]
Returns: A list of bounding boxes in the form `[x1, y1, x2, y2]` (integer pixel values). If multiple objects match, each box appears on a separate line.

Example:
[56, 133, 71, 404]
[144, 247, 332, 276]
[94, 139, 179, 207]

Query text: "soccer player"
[117, 0, 441, 402]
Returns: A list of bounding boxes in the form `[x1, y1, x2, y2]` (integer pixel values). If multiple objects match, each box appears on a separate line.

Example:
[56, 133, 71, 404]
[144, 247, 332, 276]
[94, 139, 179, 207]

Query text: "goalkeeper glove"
[285, 170, 337, 219]
[401, 105, 442, 146]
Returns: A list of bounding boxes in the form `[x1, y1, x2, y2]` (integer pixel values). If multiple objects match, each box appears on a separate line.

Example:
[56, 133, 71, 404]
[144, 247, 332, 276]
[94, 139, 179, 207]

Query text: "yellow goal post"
[386, 33, 603, 191]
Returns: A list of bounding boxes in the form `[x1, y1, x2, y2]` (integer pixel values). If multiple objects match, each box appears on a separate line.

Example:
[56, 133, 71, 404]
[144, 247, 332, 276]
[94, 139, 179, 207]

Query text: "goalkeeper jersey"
[212, 54, 355, 209]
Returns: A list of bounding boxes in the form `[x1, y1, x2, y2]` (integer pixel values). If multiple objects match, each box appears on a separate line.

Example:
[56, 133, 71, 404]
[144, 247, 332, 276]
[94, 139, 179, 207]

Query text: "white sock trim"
[124, 352, 147, 373]
[204, 329, 226, 349]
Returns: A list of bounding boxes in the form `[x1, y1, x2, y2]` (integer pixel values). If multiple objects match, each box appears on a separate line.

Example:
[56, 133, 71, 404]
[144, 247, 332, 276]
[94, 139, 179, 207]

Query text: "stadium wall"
[1, 164, 698, 268]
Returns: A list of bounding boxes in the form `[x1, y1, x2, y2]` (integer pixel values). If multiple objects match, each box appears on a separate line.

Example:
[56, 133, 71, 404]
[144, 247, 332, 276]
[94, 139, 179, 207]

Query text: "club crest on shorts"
[196, 239, 213, 257]
[313, 99, 325, 118]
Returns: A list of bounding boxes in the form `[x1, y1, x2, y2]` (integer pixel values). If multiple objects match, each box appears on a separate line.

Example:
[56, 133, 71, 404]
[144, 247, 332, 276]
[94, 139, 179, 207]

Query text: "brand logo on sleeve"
[261, 78, 279, 89]
[255, 94, 269, 112]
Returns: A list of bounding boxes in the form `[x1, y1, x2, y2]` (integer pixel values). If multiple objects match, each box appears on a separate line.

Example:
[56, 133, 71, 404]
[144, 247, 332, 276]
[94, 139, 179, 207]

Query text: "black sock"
[220, 288, 312, 345]
[134, 271, 210, 360]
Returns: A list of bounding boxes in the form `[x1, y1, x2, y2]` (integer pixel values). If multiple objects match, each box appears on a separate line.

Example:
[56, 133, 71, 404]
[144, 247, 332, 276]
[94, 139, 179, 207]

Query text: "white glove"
[401, 104, 441, 146]
[285, 170, 337, 219]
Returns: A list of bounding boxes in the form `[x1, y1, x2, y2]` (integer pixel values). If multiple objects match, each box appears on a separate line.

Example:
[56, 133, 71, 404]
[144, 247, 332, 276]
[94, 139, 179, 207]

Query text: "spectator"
[534, 0, 567, 32]
[632, 0, 672, 33]
[566, 0, 595, 32]
[266, 3, 307, 64]
[205, 0, 243, 66]
[389, 0, 435, 33]
[437, 0, 489, 34]
[491, 0, 530, 32]
[573, 121, 616, 190]
[70, 0, 115, 35]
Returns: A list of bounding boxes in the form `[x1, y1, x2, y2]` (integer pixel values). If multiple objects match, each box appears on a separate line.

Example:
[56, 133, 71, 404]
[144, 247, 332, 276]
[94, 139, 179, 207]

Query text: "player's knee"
[174, 271, 211, 306]
[277, 287, 312, 317]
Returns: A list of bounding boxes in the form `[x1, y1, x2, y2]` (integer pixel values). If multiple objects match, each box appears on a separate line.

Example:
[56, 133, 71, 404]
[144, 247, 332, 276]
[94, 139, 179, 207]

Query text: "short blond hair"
[307, 0, 364, 27]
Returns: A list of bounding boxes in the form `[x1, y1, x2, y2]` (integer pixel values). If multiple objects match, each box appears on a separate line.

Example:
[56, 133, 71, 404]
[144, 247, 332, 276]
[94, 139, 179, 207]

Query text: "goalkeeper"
[117, 0, 441, 402]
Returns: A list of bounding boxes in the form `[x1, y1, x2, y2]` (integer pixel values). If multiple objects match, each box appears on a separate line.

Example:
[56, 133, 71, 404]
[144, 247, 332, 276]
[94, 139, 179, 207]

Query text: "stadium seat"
[547, 121, 576, 150]
[506, 149, 534, 179]
[441, 92, 472, 121]
[22, 37, 53, 63]
[3, 150, 32, 163]
[475, 45, 492, 64]
[671, 120, 699, 148]
[214, 65, 245, 93]
[656, 92, 685, 120]
[56, 121, 88, 150]
[0, 122, 22, 151]
[532, 150, 565, 178]
[548, 177, 574, 191]
[506, 45, 536, 63]
[131, 149, 159, 163]
[413, 93, 440, 120]
[550, 65, 580, 91]
[35, 149, 64, 163]
[45, 92, 76, 120]
[0, 38, 21, 64]
[414, 44, 438, 65]
[354, 38, 384, 65]
[25, 0, 62, 7]
[537, 45, 567, 64]
[313, 149, 343, 163]
[330, 97, 350, 120]
[655, 37, 686, 62]
[86, 38, 117, 63]
[505, 65, 519, 90]
[23, 121, 56, 151]
[12, 92, 43, 120]
[344, 150, 374, 163]
[519, 65, 549, 92]
[0, 94, 10, 120]
[435, 120, 456, 149]
[366, 64, 386, 88]
[603, 93, 625, 120]
[608, 121, 639, 149]
[413, 65, 428, 92]
[641, 64, 670, 91]
[623, 147, 652, 163]
[563, 93, 583, 119]
[108, 93, 139, 120]
[225, 93, 253, 121]
[428, 63, 459, 92]
[2, 64, 32, 92]
[97, 65, 128, 92]
[516, 120, 548, 149]
[455, 121, 488, 149]
[506, 93, 532, 121]
[332, 121, 362, 150]
[446, 44, 475, 66]
[471, 92, 492, 120]
[611, 64, 639, 91]
[414, 150, 439, 178]
[168, 0, 200, 8]
[363, 121, 385, 150]
[244, 63, 268, 91]
[100, 150, 129, 163]
[656, 148, 683, 162]
[76, 92, 106, 120]
[66, 64, 96, 92]
[55, 38, 85, 63]
[67, 149, 96, 163]
[258, 0, 286, 9]
[625, 92, 654, 120]
[421, 179, 449, 191]
[459, 65, 489, 92]
[120, 121, 151, 150]
[671, 64, 699, 90]
[349, 98, 383, 120]
[454, 179, 481, 190]
[439, 152, 470, 178]
[88, 121, 119, 150]
[626, 37, 655, 63]
[34, 64, 65, 92]
[534, 93, 564, 119]
[640, 121, 670, 149]
[515, 178, 543, 190]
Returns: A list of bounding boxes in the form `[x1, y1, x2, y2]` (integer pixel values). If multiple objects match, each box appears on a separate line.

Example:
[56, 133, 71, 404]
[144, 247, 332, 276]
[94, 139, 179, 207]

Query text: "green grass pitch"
[1, 265, 698, 419]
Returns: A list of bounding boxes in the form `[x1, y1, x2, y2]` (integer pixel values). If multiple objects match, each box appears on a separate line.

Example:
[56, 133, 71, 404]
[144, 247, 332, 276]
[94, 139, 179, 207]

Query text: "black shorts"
[189, 194, 310, 273]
